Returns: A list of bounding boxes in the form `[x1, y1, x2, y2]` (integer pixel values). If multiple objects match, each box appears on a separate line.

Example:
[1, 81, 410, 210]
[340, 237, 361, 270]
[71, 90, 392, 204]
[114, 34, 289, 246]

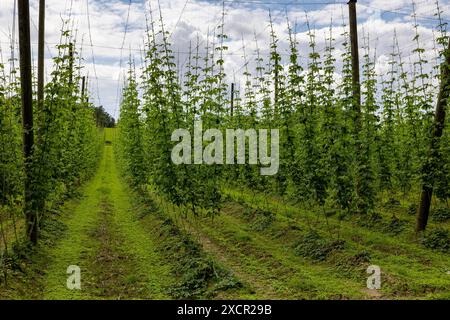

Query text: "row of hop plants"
[117, 2, 450, 219]
[0, 23, 103, 262]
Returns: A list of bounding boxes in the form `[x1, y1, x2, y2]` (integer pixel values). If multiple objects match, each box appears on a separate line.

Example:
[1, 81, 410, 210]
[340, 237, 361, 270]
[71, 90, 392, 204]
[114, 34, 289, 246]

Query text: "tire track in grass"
[43, 150, 106, 299]
[44, 144, 172, 299]
[106, 145, 173, 299]
[160, 199, 366, 299]
[223, 188, 450, 298]
[181, 221, 282, 299]
[190, 217, 364, 299]
[82, 188, 147, 299]
[203, 210, 365, 298]
[153, 194, 318, 299]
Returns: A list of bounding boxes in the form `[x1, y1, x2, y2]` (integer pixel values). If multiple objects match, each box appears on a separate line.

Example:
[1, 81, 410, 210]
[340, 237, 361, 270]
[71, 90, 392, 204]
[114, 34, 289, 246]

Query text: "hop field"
[0, 0, 449, 301]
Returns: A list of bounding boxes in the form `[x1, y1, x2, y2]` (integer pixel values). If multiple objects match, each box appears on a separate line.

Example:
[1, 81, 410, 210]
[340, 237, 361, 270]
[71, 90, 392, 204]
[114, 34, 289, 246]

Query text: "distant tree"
[93, 106, 115, 128]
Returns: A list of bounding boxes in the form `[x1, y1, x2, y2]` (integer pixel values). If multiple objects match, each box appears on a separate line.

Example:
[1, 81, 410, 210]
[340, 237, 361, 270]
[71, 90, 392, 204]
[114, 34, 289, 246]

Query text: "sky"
[0, 0, 449, 120]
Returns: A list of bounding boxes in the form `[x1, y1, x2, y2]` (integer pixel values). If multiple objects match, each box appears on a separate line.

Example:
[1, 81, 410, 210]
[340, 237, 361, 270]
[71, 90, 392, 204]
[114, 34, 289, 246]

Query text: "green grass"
[107, 145, 173, 298]
[1, 129, 244, 300]
[156, 197, 366, 299]
[221, 187, 450, 299]
[2, 128, 448, 300]
[43, 141, 174, 299]
[42, 158, 104, 299]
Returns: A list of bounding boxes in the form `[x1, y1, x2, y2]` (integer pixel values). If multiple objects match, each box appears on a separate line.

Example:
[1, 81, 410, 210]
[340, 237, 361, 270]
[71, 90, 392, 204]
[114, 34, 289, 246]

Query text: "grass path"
[148, 186, 449, 299]
[3, 128, 447, 300]
[160, 199, 365, 299]
[221, 188, 450, 299]
[43, 143, 172, 299]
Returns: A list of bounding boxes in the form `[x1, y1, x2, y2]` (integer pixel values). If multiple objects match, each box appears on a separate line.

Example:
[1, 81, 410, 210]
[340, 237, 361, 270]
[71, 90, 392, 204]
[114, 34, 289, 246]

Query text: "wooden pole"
[348, 0, 364, 212]
[416, 39, 450, 232]
[230, 82, 234, 118]
[37, 0, 45, 142]
[69, 42, 74, 86]
[348, 0, 371, 214]
[86, 75, 90, 104]
[348, 0, 361, 110]
[81, 75, 86, 100]
[18, 0, 37, 244]
[37, 0, 45, 112]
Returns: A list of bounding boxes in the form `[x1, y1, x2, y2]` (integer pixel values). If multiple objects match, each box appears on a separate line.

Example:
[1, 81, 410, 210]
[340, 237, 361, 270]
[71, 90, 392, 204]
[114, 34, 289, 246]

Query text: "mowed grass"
[2, 128, 447, 300]
[44, 129, 173, 299]
[221, 187, 450, 299]
[149, 186, 449, 299]
[145, 191, 363, 299]
[136, 177, 449, 300]
[2, 128, 241, 300]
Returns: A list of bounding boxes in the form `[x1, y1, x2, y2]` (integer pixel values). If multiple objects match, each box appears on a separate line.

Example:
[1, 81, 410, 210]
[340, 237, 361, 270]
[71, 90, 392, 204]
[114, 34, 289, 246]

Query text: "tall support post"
[69, 42, 74, 86]
[37, 0, 45, 112]
[348, 0, 365, 212]
[81, 76, 86, 100]
[416, 39, 450, 232]
[230, 83, 234, 118]
[85, 75, 90, 104]
[348, 0, 361, 110]
[37, 0, 45, 142]
[18, 0, 37, 244]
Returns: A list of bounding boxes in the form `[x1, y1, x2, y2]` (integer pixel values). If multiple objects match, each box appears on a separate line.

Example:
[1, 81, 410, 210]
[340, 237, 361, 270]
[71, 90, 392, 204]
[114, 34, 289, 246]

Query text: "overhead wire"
[169, 0, 191, 39]
[5, 0, 441, 114]
[114, 0, 133, 120]
[86, 0, 102, 107]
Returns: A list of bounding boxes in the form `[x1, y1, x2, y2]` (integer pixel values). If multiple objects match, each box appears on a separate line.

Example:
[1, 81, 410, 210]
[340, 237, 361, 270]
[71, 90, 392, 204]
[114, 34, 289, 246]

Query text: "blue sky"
[0, 0, 449, 118]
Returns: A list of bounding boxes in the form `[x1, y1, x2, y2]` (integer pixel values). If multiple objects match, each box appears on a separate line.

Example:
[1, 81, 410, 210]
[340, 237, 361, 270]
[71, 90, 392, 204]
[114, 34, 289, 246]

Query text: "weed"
[407, 203, 418, 215]
[243, 208, 275, 231]
[357, 212, 383, 228]
[294, 230, 345, 261]
[384, 198, 401, 208]
[421, 228, 450, 252]
[431, 207, 450, 222]
[383, 215, 406, 235]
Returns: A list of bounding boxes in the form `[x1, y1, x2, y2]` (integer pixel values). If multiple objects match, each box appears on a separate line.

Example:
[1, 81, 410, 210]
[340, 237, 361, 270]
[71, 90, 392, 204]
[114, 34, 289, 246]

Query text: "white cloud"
[0, 0, 448, 119]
